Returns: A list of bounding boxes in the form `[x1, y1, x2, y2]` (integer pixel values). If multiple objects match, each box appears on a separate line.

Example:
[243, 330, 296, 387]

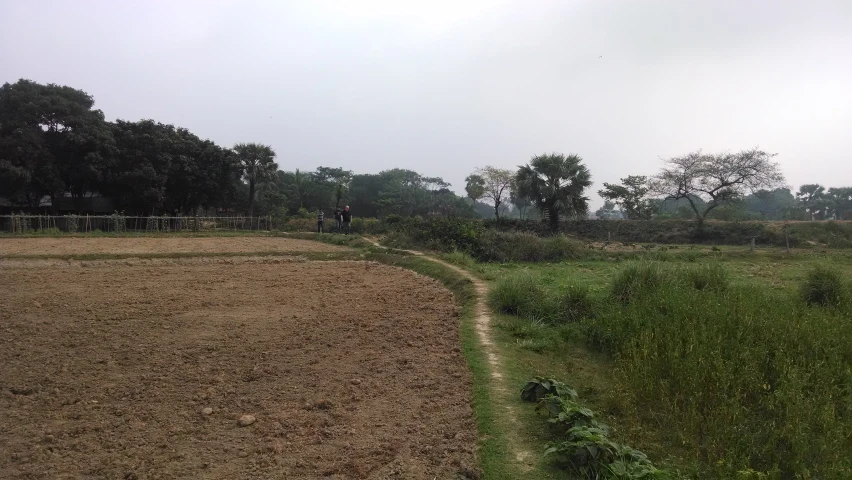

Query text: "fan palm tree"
[234, 143, 278, 216]
[515, 153, 592, 232]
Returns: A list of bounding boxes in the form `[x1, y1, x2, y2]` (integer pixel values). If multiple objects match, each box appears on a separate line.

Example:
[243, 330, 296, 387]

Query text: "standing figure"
[317, 208, 325, 233]
[334, 206, 343, 233]
[341, 205, 352, 235]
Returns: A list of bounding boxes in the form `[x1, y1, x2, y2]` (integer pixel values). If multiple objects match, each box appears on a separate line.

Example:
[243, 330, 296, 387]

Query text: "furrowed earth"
[0, 238, 477, 479]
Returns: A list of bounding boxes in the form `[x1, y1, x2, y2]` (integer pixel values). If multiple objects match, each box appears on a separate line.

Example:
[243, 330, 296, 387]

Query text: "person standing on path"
[316, 208, 325, 233]
[334, 206, 343, 233]
[341, 205, 352, 235]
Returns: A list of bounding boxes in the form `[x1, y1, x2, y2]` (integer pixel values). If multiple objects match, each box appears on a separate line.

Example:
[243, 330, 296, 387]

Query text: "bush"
[800, 265, 848, 307]
[555, 283, 595, 323]
[683, 263, 729, 291]
[470, 230, 583, 263]
[610, 263, 667, 303]
[489, 272, 547, 318]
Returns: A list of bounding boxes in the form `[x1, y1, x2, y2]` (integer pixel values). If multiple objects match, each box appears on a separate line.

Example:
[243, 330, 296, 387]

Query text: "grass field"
[472, 247, 852, 478]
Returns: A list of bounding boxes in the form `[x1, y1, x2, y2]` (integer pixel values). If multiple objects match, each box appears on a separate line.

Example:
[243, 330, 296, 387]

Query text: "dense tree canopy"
[515, 153, 592, 232]
[0, 79, 475, 218]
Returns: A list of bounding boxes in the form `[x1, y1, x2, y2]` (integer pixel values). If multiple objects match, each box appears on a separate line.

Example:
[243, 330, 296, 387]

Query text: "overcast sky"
[2, 0, 851, 207]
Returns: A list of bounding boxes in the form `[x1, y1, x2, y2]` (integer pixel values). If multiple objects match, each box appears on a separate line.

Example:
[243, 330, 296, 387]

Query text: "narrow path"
[363, 237, 535, 472]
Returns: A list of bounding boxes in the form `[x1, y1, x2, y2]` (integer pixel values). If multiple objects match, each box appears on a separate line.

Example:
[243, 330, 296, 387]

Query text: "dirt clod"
[237, 415, 256, 427]
[201, 407, 213, 416]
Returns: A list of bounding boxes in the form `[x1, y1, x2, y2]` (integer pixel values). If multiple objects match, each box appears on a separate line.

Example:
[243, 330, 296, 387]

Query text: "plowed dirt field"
[0, 255, 476, 479]
[0, 236, 345, 256]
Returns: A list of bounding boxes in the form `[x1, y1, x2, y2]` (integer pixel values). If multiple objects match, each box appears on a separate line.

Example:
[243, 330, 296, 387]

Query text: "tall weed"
[800, 265, 848, 307]
[587, 265, 852, 478]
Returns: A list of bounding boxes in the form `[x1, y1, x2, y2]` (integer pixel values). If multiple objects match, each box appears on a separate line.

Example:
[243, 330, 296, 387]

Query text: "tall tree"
[465, 174, 485, 206]
[795, 184, 827, 220]
[476, 166, 513, 219]
[598, 175, 655, 219]
[0, 79, 113, 211]
[651, 148, 784, 228]
[233, 143, 277, 216]
[515, 153, 592, 232]
[826, 187, 852, 220]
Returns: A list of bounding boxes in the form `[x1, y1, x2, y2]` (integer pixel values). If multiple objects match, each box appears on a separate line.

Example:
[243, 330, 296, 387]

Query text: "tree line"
[3, 79, 848, 225]
[467, 149, 850, 231]
[0, 79, 477, 218]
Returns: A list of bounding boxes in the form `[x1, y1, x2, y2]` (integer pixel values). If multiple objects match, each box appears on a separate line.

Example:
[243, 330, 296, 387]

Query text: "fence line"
[1, 214, 274, 234]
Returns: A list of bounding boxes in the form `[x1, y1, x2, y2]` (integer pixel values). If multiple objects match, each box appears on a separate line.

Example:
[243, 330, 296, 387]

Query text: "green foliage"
[610, 263, 666, 303]
[490, 272, 596, 326]
[515, 152, 593, 232]
[585, 264, 852, 478]
[598, 175, 655, 220]
[521, 377, 578, 402]
[521, 377, 665, 479]
[800, 265, 847, 307]
[556, 282, 595, 323]
[489, 272, 547, 318]
[477, 231, 583, 263]
[682, 262, 729, 291]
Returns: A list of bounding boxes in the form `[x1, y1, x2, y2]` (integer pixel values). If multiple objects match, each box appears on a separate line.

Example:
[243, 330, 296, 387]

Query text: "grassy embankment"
[445, 245, 852, 478]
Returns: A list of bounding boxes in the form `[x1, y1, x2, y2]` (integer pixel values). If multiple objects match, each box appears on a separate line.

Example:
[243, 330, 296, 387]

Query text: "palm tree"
[234, 143, 278, 217]
[515, 153, 592, 232]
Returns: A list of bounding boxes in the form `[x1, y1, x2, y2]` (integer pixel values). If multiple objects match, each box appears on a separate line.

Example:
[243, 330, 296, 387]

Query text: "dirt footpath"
[0, 236, 345, 256]
[0, 259, 477, 479]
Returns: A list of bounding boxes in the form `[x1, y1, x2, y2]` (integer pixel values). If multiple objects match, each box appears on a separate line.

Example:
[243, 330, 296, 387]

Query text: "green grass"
[481, 250, 852, 478]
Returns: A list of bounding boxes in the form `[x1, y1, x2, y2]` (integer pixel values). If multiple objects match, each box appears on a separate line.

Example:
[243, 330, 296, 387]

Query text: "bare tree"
[476, 166, 513, 219]
[651, 148, 784, 227]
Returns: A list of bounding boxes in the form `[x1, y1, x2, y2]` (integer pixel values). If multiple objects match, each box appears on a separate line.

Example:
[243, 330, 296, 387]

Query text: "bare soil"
[0, 237, 345, 256]
[0, 258, 476, 479]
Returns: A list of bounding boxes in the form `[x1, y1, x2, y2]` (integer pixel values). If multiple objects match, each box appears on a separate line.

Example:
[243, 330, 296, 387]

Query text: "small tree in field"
[515, 153, 592, 232]
[652, 148, 784, 228]
[598, 175, 655, 219]
[477, 166, 513, 219]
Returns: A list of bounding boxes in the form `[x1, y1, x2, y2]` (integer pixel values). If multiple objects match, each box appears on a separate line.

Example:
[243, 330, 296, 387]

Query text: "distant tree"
[598, 175, 655, 219]
[827, 187, 852, 220]
[651, 148, 784, 228]
[233, 143, 277, 216]
[742, 188, 797, 220]
[509, 181, 532, 220]
[796, 184, 828, 220]
[595, 200, 619, 219]
[465, 174, 485, 206]
[476, 166, 513, 219]
[515, 153, 592, 232]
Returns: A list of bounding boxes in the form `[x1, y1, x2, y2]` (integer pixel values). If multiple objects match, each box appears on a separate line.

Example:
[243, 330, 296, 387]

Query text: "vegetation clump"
[800, 265, 848, 307]
[521, 377, 665, 479]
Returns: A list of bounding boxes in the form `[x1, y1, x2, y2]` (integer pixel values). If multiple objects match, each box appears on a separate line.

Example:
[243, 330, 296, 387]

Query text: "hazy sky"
[2, 0, 851, 207]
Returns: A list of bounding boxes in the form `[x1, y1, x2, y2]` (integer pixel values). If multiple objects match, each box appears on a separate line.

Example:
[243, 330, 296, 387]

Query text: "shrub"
[520, 377, 665, 479]
[610, 263, 667, 303]
[476, 231, 583, 263]
[800, 265, 848, 307]
[683, 263, 729, 291]
[555, 283, 595, 323]
[443, 250, 476, 269]
[489, 272, 547, 318]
